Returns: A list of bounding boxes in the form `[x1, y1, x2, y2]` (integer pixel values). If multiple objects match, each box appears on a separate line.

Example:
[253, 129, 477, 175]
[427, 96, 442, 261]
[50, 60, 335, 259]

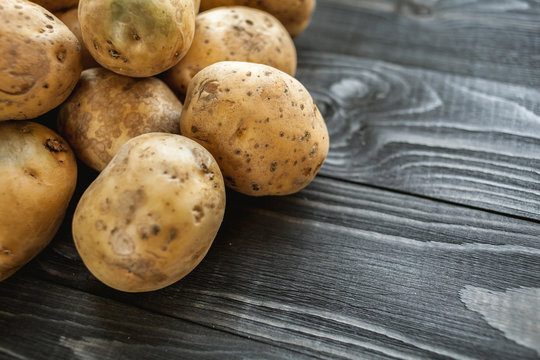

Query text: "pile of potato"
[0, 0, 327, 292]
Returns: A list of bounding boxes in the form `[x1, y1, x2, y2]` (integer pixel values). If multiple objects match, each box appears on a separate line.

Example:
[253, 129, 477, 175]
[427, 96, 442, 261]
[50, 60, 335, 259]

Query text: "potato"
[0, 121, 77, 281]
[72, 133, 225, 292]
[30, 0, 78, 12]
[199, 0, 316, 37]
[164, 6, 296, 95]
[79, 0, 196, 77]
[0, 0, 82, 121]
[57, 68, 182, 171]
[180, 61, 329, 196]
[56, 7, 99, 69]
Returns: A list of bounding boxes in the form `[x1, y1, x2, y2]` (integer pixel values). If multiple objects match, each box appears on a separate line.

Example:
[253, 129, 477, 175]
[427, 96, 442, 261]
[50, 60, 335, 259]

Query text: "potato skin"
[31, 0, 78, 12]
[79, 0, 195, 77]
[72, 133, 226, 292]
[0, 121, 77, 281]
[200, 0, 316, 37]
[165, 6, 296, 95]
[0, 0, 82, 121]
[180, 61, 329, 196]
[58, 68, 182, 171]
[56, 7, 99, 69]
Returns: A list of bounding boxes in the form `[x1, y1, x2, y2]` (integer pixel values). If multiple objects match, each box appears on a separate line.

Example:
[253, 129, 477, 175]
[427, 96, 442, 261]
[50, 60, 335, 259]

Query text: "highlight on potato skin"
[165, 6, 297, 96]
[0, 121, 77, 281]
[57, 67, 183, 171]
[72, 133, 226, 292]
[0, 0, 82, 121]
[78, 0, 196, 77]
[180, 61, 329, 197]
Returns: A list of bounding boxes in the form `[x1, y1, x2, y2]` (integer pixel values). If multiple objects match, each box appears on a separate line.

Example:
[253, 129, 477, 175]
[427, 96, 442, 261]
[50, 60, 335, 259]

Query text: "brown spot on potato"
[168, 227, 178, 242]
[44, 138, 67, 152]
[192, 205, 204, 223]
[95, 220, 107, 231]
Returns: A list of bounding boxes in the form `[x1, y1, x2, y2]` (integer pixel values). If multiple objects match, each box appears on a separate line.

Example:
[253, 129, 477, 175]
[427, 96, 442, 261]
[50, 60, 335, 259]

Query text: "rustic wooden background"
[1, 0, 539, 359]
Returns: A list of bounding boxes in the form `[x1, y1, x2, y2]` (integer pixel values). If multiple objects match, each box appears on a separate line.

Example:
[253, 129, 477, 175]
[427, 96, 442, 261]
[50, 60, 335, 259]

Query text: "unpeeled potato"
[79, 0, 196, 77]
[165, 6, 296, 95]
[72, 133, 226, 292]
[0, 0, 82, 121]
[0, 121, 77, 281]
[58, 67, 183, 171]
[180, 61, 329, 196]
[200, 0, 316, 37]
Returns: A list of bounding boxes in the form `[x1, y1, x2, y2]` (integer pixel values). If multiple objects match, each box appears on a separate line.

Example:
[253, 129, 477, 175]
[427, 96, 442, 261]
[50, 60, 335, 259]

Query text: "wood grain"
[21, 176, 540, 359]
[295, 52, 540, 219]
[298, 0, 540, 87]
[0, 276, 311, 360]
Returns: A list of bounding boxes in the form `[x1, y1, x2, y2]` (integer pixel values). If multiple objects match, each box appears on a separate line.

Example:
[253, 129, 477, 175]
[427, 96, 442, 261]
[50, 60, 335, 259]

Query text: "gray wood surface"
[19, 176, 540, 359]
[295, 52, 540, 219]
[1, 0, 539, 359]
[0, 276, 310, 360]
[296, 0, 540, 87]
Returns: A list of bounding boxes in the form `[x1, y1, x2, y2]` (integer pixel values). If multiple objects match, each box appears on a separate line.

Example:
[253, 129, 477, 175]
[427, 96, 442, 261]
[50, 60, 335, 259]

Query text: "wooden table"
[1, 1, 539, 358]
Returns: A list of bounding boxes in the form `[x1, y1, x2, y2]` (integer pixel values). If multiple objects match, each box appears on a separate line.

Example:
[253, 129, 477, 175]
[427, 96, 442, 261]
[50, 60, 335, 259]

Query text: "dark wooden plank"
[22, 176, 540, 359]
[294, 51, 540, 219]
[0, 275, 312, 360]
[297, 0, 540, 87]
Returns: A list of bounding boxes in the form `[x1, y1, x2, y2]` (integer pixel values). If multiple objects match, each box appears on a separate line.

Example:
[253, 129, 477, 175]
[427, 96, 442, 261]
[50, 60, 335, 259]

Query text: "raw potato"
[56, 7, 99, 69]
[31, 0, 78, 12]
[180, 61, 329, 196]
[72, 133, 226, 292]
[0, 121, 77, 281]
[57, 68, 182, 171]
[199, 0, 316, 37]
[79, 0, 196, 77]
[165, 6, 296, 95]
[0, 0, 82, 121]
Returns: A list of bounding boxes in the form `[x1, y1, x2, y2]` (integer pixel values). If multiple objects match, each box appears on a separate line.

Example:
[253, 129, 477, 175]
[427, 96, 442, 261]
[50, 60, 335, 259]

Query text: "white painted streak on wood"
[252, 208, 540, 256]
[460, 286, 540, 355]
[189, 289, 476, 360]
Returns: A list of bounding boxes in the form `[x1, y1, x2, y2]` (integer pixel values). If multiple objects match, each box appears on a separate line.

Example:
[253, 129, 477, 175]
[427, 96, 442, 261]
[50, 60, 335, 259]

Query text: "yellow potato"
[0, 0, 82, 121]
[79, 0, 196, 77]
[200, 0, 316, 37]
[56, 7, 99, 69]
[31, 0, 78, 12]
[0, 121, 77, 281]
[165, 6, 296, 95]
[57, 68, 182, 171]
[72, 133, 226, 292]
[180, 61, 329, 196]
